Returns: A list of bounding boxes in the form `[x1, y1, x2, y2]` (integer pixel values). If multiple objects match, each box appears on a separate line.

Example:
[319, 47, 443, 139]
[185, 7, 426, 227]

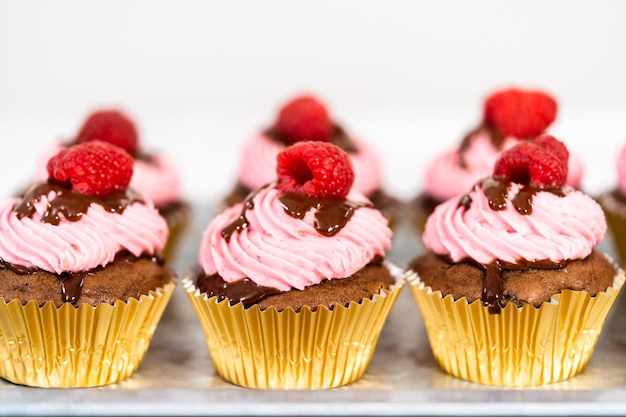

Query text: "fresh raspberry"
[274, 95, 332, 143]
[276, 141, 354, 199]
[47, 140, 134, 196]
[493, 137, 568, 187]
[75, 110, 139, 155]
[484, 88, 557, 138]
[535, 134, 569, 162]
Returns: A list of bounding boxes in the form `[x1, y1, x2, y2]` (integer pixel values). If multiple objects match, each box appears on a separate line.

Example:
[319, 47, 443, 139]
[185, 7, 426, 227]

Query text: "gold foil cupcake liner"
[0, 281, 176, 388]
[184, 264, 408, 389]
[409, 263, 625, 387]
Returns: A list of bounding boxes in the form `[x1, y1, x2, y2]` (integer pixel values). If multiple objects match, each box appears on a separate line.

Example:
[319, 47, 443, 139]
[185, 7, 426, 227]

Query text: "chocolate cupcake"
[0, 141, 176, 387]
[408, 135, 623, 386]
[185, 141, 406, 389]
[222, 94, 404, 226]
[412, 87, 584, 233]
[34, 109, 190, 262]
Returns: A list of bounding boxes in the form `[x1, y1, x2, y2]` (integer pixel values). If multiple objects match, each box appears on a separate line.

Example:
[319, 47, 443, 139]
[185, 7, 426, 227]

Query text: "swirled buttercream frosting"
[198, 186, 391, 296]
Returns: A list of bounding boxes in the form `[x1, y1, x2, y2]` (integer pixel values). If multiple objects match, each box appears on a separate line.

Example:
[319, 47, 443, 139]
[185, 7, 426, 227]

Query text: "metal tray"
[2, 206, 626, 416]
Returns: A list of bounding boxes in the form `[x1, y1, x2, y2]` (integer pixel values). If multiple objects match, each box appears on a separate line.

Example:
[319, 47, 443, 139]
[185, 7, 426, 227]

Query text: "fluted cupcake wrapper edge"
[183, 263, 410, 390]
[408, 258, 625, 387]
[0, 281, 176, 388]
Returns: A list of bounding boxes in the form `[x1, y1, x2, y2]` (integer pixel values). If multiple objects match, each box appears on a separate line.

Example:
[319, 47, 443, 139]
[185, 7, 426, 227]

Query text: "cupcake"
[35, 109, 190, 262]
[413, 87, 584, 232]
[185, 141, 406, 389]
[0, 141, 176, 387]
[408, 135, 623, 387]
[598, 143, 626, 263]
[222, 94, 403, 226]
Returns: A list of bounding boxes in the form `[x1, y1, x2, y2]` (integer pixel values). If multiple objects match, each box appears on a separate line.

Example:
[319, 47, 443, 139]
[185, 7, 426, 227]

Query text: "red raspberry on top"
[47, 140, 134, 196]
[484, 88, 557, 138]
[75, 109, 139, 155]
[493, 134, 569, 187]
[276, 141, 354, 199]
[274, 95, 332, 144]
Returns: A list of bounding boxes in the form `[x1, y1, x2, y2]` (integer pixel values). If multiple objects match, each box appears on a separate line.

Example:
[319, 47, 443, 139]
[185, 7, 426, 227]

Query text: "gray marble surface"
[2, 206, 626, 416]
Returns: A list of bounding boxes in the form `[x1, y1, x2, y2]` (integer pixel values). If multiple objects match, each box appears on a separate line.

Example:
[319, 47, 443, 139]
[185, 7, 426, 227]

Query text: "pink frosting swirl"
[199, 187, 391, 292]
[423, 181, 606, 265]
[131, 155, 183, 206]
[236, 134, 382, 196]
[424, 129, 584, 202]
[35, 142, 183, 206]
[0, 190, 168, 274]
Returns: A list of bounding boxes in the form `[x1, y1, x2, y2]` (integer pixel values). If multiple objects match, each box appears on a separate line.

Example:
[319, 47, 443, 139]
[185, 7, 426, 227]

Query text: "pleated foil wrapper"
[409, 260, 625, 387]
[184, 264, 409, 389]
[0, 281, 176, 388]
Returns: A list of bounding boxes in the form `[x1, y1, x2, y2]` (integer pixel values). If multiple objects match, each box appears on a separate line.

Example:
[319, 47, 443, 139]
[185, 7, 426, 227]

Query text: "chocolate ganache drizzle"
[15, 182, 143, 225]
[199, 186, 372, 305]
[4, 182, 145, 305]
[458, 177, 570, 314]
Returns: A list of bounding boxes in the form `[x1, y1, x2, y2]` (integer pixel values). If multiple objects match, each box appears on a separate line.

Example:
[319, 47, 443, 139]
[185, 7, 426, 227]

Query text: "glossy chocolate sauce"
[194, 266, 282, 307]
[265, 123, 359, 153]
[459, 177, 568, 215]
[15, 182, 143, 225]
[479, 258, 567, 314]
[279, 192, 368, 236]
[222, 187, 369, 241]
[456, 177, 569, 313]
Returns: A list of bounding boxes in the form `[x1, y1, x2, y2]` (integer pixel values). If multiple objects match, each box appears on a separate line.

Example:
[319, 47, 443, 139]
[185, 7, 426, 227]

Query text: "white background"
[1, 0, 625, 204]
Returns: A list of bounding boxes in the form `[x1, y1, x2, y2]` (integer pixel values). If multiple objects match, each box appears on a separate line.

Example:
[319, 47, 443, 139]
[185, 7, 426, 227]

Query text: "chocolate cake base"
[0, 252, 174, 307]
[196, 264, 395, 313]
[409, 250, 615, 307]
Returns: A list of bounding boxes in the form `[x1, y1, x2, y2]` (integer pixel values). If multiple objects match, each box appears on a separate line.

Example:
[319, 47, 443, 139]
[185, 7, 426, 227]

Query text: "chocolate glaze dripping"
[221, 187, 370, 241]
[459, 177, 568, 215]
[15, 182, 143, 225]
[453, 256, 569, 314]
[455, 176, 569, 313]
[60, 272, 85, 304]
[279, 192, 368, 237]
[221, 185, 263, 242]
[194, 266, 283, 307]
[265, 123, 359, 153]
